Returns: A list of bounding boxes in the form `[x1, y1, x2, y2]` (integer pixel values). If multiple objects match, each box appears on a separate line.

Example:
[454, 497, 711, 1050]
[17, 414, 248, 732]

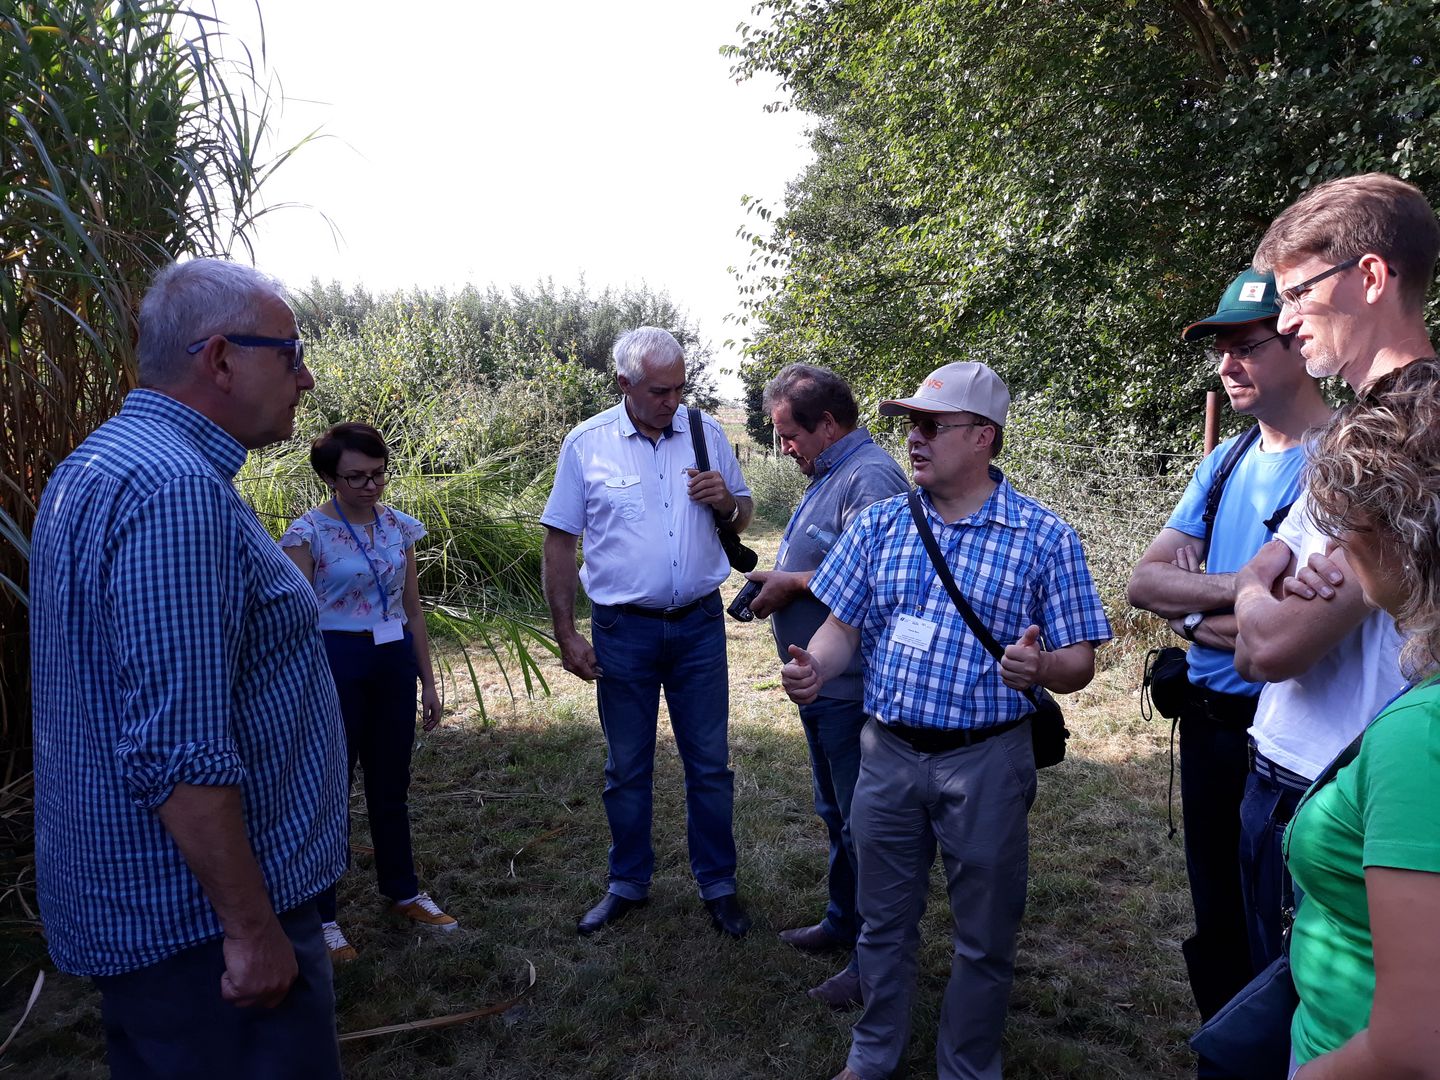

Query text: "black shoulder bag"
[1142, 424, 1264, 722]
[1189, 726, 1368, 1080]
[905, 488, 1069, 768]
[688, 406, 757, 573]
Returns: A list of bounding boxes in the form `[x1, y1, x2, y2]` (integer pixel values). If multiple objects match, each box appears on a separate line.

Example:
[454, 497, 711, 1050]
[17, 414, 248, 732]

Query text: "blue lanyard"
[331, 498, 390, 618]
[779, 437, 870, 548]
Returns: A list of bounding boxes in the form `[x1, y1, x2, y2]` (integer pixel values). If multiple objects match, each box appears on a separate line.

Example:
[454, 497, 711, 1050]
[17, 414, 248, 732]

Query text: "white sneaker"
[322, 920, 358, 963]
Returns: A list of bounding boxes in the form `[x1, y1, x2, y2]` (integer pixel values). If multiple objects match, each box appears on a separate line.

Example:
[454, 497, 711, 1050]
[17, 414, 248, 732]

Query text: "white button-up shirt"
[542, 402, 750, 607]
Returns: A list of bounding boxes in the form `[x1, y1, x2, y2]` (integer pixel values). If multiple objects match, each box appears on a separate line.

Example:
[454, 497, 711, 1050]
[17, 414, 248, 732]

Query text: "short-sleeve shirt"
[281, 505, 425, 632]
[1286, 677, 1440, 1064]
[1164, 431, 1308, 698]
[809, 471, 1112, 730]
[29, 390, 347, 976]
[540, 402, 751, 607]
[1250, 492, 1405, 778]
[770, 429, 910, 702]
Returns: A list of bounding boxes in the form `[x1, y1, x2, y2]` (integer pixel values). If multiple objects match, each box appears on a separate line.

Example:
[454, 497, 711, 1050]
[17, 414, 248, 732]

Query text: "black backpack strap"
[906, 488, 1043, 711]
[1263, 500, 1295, 535]
[1201, 425, 1261, 543]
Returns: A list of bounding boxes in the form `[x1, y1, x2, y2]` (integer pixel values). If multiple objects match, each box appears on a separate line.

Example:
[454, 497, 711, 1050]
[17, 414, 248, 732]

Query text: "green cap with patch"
[1181, 268, 1282, 342]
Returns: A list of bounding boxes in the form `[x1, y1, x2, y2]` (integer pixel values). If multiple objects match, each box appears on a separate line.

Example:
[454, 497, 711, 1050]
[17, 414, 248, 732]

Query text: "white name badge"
[372, 620, 405, 645]
[891, 613, 937, 652]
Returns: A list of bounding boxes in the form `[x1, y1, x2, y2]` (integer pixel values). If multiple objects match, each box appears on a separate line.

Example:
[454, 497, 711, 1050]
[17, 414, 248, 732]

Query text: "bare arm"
[1233, 539, 1374, 683]
[282, 538, 315, 584]
[1168, 613, 1239, 651]
[1126, 528, 1236, 618]
[1295, 867, 1440, 1079]
[402, 550, 441, 731]
[156, 784, 295, 1008]
[781, 614, 861, 704]
[542, 526, 600, 681]
[1000, 627, 1097, 694]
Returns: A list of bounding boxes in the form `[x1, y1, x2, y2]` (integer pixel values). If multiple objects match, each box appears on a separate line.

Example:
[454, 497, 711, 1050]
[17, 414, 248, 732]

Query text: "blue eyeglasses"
[186, 334, 305, 373]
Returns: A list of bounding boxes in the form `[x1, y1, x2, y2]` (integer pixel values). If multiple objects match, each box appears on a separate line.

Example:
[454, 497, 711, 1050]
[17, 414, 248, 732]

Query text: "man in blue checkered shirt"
[782, 361, 1112, 1080]
[30, 259, 348, 1079]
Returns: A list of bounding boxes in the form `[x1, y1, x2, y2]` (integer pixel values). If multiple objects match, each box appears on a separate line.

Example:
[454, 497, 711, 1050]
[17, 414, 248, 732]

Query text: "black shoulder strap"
[1201, 425, 1261, 543]
[688, 406, 709, 472]
[906, 488, 1042, 710]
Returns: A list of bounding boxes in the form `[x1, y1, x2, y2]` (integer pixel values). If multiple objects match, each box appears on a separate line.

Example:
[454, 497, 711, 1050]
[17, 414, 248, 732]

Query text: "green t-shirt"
[1285, 677, 1440, 1063]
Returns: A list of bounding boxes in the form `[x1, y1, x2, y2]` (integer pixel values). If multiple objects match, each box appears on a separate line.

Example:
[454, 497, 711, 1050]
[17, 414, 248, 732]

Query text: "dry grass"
[2, 519, 1196, 1079]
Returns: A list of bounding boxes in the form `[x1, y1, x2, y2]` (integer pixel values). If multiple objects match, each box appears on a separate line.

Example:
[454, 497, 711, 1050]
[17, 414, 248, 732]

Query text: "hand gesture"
[781, 643, 821, 704]
[558, 629, 603, 681]
[1171, 544, 1203, 574]
[746, 570, 803, 619]
[1000, 624, 1043, 690]
[685, 468, 732, 512]
[420, 685, 442, 731]
[1281, 545, 1347, 601]
[1237, 538, 1294, 600]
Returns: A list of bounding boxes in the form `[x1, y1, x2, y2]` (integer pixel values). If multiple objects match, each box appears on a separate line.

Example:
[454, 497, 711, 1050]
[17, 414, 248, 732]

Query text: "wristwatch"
[727, 501, 741, 524]
[1181, 612, 1205, 642]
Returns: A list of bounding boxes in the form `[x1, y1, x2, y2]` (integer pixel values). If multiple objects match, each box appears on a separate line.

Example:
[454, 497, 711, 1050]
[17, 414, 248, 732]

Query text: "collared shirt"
[810, 469, 1112, 730]
[541, 401, 751, 607]
[30, 390, 348, 976]
[770, 428, 909, 701]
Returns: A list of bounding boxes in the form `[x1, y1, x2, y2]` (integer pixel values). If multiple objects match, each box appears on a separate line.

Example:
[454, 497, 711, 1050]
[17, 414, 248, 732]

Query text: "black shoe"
[779, 921, 846, 954]
[704, 894, 752, 938]
[577, 892, 647, 935]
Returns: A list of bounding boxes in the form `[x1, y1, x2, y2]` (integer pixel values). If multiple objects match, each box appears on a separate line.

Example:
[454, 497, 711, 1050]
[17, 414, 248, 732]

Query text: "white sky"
[209, 0, 813, 395]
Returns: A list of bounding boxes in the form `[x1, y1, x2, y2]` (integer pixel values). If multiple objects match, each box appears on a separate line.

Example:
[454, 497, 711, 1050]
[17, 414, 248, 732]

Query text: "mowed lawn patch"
[5, 526, 1196, 1079]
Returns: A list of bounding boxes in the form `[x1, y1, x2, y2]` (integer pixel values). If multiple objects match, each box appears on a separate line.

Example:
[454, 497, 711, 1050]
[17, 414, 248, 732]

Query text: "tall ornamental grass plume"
[1, 0, 300, 922]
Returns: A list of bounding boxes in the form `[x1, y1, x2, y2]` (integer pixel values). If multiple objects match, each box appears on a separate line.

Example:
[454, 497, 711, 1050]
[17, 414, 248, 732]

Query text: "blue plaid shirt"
[810, 471, 1112, 730]
[30, 390, 348, 976]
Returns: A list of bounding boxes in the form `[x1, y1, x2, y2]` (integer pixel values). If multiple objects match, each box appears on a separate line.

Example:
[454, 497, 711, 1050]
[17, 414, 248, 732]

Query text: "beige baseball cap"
[878, 361, 1010, 427]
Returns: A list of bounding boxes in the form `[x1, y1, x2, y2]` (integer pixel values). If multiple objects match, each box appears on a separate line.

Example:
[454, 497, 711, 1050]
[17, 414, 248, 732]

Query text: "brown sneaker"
[390, 892, 459, 932]
[322, 921, 358, 964]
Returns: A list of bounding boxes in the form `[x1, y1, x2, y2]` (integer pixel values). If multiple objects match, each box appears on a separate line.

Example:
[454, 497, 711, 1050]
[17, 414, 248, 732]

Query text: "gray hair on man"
[613, 326, 684, 383]
[137, 258, 288, 388]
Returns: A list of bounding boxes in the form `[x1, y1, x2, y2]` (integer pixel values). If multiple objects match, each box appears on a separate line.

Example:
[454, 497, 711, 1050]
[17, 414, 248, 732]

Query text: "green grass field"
[2, 521, 1198, 1079]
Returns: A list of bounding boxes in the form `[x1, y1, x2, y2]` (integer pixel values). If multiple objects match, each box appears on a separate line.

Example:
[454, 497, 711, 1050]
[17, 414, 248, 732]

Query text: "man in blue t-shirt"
[1127, 268, 1332, 1034]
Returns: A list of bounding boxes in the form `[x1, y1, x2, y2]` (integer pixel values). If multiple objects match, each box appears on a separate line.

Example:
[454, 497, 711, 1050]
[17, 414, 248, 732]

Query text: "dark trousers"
[93, 902, 340, 1080]
[1177, 686, 1255, 1024]
[798, 694, 866, 959]
[318, 630, 420, 921]
[1238, 768, 1303, 974]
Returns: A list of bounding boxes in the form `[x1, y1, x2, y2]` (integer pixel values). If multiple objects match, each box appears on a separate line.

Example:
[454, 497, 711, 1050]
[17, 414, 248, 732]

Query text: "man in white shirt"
[541, 326, 755, 937]
[1234, 172, 1438, 972]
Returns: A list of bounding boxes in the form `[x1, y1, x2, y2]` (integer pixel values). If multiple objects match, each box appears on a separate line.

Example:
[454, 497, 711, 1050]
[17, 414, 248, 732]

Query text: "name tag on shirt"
[373, 620, 405, 645]
[891, 614, 937, 653]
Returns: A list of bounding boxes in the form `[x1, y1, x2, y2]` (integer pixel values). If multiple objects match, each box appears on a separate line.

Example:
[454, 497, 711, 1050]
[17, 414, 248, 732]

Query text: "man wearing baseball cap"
[1127, 269, 1330, 1039]
[782, 361, 1111, 1080]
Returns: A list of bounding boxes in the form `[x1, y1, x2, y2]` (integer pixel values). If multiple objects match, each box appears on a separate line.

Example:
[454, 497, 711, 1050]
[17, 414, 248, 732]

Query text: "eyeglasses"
[907, 415, 988, 440]
[337, 470, 388, 489]
[1277, 257, 1361, 311]
[186, 334, 306, 373]
[1204, 331, 1292, 366]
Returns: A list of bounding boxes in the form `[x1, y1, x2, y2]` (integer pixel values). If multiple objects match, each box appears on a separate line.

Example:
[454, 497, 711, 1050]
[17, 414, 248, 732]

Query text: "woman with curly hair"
[1285, 357, 1440, 1078]
[282, 422, 457, 963]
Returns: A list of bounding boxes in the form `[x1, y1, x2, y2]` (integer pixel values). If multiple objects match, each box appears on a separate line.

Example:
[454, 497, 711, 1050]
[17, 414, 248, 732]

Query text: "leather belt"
[1247, 740, 1313, 793]
[1183, 682, 1259, 728]
[613, 591, 716, 621]
[881, 716, 1025, 754]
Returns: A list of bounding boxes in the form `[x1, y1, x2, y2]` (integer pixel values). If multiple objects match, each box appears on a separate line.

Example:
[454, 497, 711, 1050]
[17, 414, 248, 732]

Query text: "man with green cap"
[1127, 269, 1331, 1032]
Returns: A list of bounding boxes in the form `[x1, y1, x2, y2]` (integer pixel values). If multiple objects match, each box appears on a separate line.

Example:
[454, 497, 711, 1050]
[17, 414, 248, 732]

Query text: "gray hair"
[613, 326, 684, 382]
[136, 258, 288, 387]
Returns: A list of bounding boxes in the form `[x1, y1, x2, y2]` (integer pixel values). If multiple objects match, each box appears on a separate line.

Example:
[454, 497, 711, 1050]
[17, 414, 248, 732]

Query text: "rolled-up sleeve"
[104, 476, 248, 808]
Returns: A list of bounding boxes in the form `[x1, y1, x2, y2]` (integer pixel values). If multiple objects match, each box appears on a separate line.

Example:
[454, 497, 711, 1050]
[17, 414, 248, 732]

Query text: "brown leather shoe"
[778, 921, 846, 953]
[808, 967, 863, 1009]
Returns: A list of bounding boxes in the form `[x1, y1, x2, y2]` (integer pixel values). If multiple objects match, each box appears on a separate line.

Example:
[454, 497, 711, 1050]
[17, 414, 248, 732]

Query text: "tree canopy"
[727, 0, 1440, 447]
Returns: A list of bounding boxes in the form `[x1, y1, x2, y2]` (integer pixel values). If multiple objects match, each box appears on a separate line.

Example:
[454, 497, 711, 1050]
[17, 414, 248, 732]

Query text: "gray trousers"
[847, 718, 1037, 1080]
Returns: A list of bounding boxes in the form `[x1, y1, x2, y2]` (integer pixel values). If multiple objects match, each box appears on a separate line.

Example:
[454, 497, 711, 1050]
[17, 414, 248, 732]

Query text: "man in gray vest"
[748, 364, 909, 1006]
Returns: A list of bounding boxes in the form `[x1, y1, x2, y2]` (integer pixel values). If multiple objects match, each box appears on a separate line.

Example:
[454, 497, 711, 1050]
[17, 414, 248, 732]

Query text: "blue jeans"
[317, 630, 421, 920]
[93, 902, 340, 1080]
[1239, 770, 1303, 974]
[591, 592, 736, 901]
[798, 694, 866, 949]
